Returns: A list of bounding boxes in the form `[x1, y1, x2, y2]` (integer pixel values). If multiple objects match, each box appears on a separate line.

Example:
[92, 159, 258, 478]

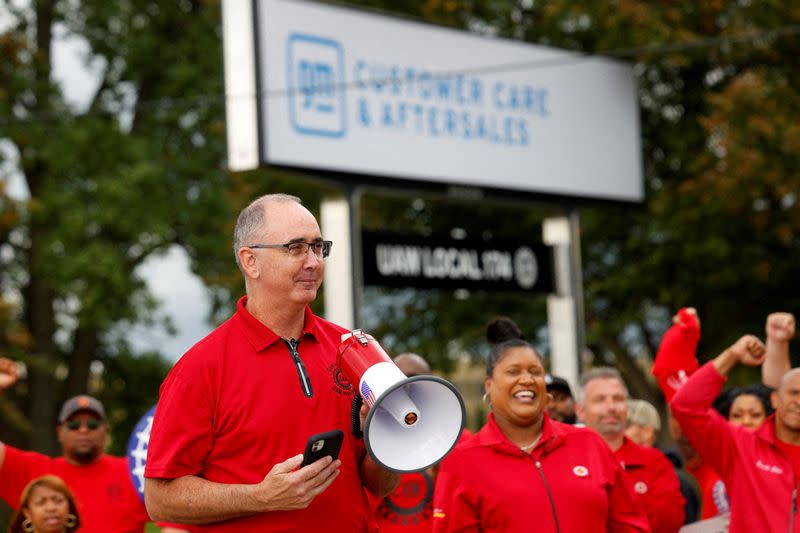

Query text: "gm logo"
[287, 34, 346, 138]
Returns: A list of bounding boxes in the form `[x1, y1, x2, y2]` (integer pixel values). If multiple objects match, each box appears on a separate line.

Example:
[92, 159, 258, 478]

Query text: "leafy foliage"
[0, 0, 228, 453]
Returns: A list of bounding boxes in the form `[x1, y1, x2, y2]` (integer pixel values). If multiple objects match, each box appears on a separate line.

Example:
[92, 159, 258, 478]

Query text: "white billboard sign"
[223, 0, 643, 202]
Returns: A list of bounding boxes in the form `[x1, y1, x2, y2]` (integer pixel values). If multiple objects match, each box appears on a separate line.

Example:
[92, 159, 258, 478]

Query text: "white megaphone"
[337, 329, 466, 473]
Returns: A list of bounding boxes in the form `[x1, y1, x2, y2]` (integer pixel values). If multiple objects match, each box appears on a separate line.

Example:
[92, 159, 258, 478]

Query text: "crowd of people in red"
[0, 192, 796, 532]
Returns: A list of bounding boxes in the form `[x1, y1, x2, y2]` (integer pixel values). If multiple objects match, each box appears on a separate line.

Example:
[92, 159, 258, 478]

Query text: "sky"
[1, 11, 213, 362]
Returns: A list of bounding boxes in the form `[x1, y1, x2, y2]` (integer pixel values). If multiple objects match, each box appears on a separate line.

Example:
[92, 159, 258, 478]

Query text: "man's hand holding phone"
[250, 430, 344, 512]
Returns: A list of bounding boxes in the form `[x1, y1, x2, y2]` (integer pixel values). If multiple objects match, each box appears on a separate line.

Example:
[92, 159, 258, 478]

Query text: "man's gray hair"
[233, 193, 302, 271]
[578, 367, 629, 402]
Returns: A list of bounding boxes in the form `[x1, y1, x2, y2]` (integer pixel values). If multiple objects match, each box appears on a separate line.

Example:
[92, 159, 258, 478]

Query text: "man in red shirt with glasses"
[0, 362, 188, 533]
[144, 193, 400, 532]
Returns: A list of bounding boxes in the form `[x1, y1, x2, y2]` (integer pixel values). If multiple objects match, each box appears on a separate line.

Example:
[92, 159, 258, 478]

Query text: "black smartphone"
[301, 429, 344, 467]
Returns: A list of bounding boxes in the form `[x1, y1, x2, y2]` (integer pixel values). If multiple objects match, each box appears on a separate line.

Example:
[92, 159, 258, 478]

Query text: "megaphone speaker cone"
[365, 375, 465, 473]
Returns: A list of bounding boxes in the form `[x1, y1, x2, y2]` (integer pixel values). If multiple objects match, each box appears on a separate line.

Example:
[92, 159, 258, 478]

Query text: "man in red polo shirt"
[144, 194, 400, 531]
[578, 367, 685, 533]
[0, 367, 188, 533]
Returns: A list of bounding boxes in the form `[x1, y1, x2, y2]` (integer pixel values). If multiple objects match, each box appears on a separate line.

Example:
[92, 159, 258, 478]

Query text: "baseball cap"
[58, 395, 106, 424]
[545, 374, 573, 397]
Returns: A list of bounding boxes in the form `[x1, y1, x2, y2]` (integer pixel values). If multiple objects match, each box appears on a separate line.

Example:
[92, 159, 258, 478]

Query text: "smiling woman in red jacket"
[432, 318, 650, 533]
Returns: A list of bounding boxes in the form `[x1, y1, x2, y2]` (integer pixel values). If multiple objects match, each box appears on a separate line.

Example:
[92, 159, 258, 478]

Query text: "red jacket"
[651, 307, 700, 402]
[671, 362, 800, 533]
[652, 307, 727, 520]
[615, 437, 684, 533]
[432, 413, 650, 533]
[685, 460, 728, 519]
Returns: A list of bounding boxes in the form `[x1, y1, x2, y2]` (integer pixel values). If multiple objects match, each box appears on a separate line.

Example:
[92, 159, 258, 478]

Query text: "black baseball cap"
[545, 374, 573, 397]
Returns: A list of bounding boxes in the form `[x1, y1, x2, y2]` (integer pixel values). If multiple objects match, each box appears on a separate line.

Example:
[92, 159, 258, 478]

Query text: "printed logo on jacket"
[377, 471, 435, 526]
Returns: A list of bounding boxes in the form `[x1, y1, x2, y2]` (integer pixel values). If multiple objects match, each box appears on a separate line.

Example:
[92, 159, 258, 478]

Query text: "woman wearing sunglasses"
[8, 475, 81, 533]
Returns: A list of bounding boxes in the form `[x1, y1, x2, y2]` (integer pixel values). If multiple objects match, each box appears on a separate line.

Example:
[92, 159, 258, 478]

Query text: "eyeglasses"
[248, 240, 333, 259]
[64, 419, 102, 431]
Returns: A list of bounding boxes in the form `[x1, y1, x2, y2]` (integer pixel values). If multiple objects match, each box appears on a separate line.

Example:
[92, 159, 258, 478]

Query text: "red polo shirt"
[615, 437, 684, 533]
[145, 296, 375, 531]
[432, 413, 649, 533]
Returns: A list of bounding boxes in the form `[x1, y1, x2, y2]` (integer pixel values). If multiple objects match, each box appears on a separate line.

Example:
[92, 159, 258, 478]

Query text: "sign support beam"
[543, 212, 585, 394]
[322, 187, 364, 329]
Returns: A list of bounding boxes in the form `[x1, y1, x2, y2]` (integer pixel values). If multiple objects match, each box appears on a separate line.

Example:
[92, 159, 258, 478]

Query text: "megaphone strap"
[351, 394, 364, 439]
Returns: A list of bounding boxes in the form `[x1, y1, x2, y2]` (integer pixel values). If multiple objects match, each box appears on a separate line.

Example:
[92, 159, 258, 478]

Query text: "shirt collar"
[234, 295, 319, 352]
[615, 436, 646, 467]
[756, 414, 778, 445]
[478, 412, 564, 454]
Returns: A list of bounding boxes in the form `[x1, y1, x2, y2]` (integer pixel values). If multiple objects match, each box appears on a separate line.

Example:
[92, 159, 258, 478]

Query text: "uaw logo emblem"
[378, 471, 435, 526]
[287, 33, 347, 138]
[572, 465, 589, 478]
[327, 363, 353, 395]
[513, 246, 538, 289]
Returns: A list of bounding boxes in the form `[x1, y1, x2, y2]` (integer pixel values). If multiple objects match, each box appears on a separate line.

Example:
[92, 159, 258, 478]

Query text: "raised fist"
[766, 313, 795, 343]
[0, 357, 19, 390]
[729, 335, 767, 366]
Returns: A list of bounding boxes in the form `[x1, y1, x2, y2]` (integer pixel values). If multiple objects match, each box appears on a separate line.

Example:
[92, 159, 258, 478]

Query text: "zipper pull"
[285, 338, 313, 398]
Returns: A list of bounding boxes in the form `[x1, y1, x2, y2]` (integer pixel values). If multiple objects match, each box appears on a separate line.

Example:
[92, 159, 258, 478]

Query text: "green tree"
[0, 0, 229, 454]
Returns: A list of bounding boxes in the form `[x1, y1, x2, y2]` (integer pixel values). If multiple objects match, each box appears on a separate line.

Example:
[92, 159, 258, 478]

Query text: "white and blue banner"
[126, 405, 157, 502]
[224, 0, 643, 202]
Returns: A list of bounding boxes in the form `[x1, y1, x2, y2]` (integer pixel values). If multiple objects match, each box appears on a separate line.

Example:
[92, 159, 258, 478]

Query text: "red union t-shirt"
[370, 428, 472, 533]
[0, 447, 156, 533]
[145, 296, 376, 532]
[370, 471, 435, 532]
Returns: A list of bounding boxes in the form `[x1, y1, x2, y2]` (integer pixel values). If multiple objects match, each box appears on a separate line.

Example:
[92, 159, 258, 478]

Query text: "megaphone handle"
[351, 394, 364, 439]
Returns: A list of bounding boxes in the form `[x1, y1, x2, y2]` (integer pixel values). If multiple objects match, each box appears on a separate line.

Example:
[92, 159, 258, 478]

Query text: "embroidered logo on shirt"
[634, 481, 648, 494]
[756, 459, 784, 475]
[327, 363, 353, 395]
[106, 483, 123, 502]
[433, 509, 446, 519]
[573, 465, 589, 477]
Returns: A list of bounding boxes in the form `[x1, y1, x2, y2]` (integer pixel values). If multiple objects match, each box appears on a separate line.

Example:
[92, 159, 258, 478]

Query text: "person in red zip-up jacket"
[578, 367, 685, 533]
[432, 317, 650, 533]
[671, 334, 800, 533]
[654, 308, 787, 520]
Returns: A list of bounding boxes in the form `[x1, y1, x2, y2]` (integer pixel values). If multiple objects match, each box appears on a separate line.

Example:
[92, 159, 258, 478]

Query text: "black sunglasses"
[65, 419, 102, 431]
